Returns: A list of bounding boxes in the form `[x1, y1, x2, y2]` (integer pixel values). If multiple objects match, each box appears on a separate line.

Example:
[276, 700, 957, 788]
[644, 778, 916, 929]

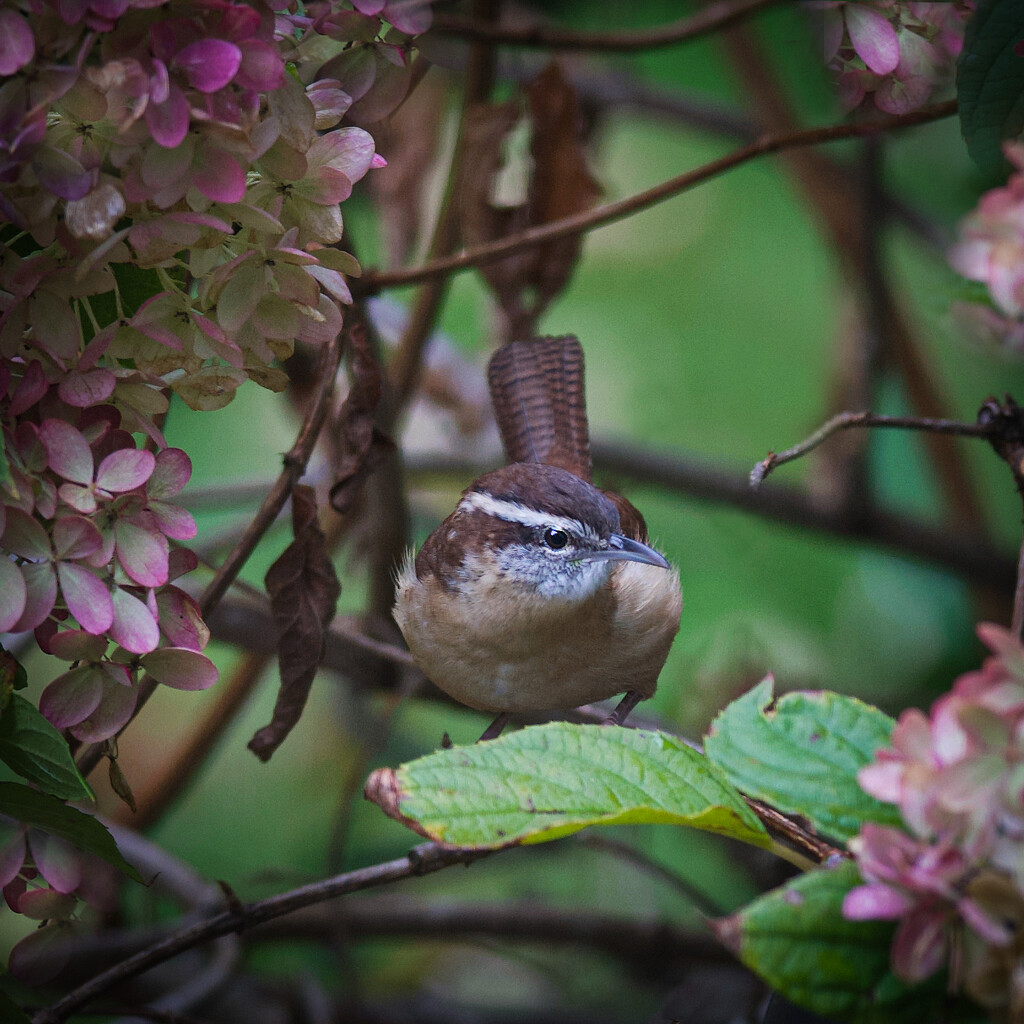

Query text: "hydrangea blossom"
[0, 0, 436, 940]
[808, 1, 970, 115]
[949, 143, 1024, 357]
[845, 625, 1024, 1017]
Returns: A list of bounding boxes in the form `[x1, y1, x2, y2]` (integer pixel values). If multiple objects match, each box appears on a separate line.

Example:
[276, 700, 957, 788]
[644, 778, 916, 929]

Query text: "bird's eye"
[542, 528, 569, 550]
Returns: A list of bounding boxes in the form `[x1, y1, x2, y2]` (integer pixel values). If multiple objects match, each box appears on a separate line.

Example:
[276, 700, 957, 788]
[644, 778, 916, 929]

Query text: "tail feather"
[487, 336, 592, 481]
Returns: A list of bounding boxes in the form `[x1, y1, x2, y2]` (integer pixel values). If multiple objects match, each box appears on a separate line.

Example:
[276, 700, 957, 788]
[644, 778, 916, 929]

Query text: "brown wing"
[487, 336, 591, 481]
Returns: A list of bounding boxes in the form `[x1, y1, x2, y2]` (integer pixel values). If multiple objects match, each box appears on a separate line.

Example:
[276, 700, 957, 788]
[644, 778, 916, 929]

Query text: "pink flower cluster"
[949, 143, 1024, 356]
[809, 1, 970, 114]
[1, 363, 218, 739]
[0, 0, 412, 414]
[0, 0, 434, 936]
[844, 624, 1024, 1017]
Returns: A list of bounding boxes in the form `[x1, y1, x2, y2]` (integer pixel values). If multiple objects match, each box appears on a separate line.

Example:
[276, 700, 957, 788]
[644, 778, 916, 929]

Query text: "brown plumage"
[393, 335, 682, 730]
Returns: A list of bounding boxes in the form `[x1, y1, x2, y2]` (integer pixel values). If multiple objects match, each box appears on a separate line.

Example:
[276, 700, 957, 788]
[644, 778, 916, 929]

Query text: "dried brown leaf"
[249, 486, 341, 761]
[459, 62, 601, 338]
[329, 324, 393, 515]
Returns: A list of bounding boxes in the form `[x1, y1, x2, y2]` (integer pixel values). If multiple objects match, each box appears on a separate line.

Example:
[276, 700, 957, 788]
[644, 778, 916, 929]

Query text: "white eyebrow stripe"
[457, 491, 599, 543]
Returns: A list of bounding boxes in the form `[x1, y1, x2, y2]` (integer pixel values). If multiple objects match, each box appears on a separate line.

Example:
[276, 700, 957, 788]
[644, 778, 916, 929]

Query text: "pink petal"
[69, 674, 138, 742]
[0, 825, 26, 888]
[146, 85, 190, 149]
[2, 507, 50, 560]
[310, 126, 376, 182]
[8, 922, 77, 985]
[28, 832, 81, 894]
[843, 882, 912, 921]
[148, 500, 196, 540]
[148, 448, 192, 499]
[141, 647, 218, 690]
[109, 587, 160, 654]
[39, 666, 103, 729]
[13, 562, 57, 631]
[0, 10, 33, 75]
[192, 146, 246, 203]
[9, 360, 48, 416]
[31, 146, 92, 201]
[168, 549, 198, 580]
[57, 562, 113, 634]
[51, 516, 102, 560]
[174, 39, 242, 93]
[58, 369, 116, 407]
[57, 483, 97, 515]
[236, 40, 284, 92]
[845, 5, 900, 75]
[115, 520, 169, 587]
[47, 629, 108, 661]
[39, 419, 93, 485]
[95, 448, 155, 493]
[17, 888, 78, 921]
[155, 586, 208, 650]
[891, 907, 948, 982]
[0, 558, 27, 632]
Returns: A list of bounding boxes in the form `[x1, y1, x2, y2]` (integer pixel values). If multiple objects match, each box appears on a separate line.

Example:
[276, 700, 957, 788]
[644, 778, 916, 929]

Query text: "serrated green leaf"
[0, 695, 93, 802]
[957, 0, 1024, 178]
[367, 722, 770, 850]
[727, 863, 977, 1024]
[0, 782, 143, 883]
[0, 989, 31, 1024]
[705, 679, 903, 843]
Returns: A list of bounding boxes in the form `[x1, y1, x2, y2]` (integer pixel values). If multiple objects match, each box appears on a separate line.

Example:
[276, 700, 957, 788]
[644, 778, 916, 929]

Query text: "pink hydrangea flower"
[809, 1, 969, 115]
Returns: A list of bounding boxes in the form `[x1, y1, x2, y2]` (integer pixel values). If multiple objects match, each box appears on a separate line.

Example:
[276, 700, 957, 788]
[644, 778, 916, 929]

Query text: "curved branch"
[31, 843, 490, 1024]
[361, 101, 957, 294]
[431, 0, 784, 52]
[751, 411, 993, 486]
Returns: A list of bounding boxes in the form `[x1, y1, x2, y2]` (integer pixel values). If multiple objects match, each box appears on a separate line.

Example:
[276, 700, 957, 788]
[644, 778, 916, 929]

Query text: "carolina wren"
[394, 336, 682, 737]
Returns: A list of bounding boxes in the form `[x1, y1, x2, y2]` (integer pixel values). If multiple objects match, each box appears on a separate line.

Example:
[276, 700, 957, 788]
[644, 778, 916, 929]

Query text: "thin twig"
[74, 328, 346, 779]
[751, 411, 993, 487]
[361, 101, 957, 294]
[30, 843, 490, 1024]
[431, 0, 783, 52]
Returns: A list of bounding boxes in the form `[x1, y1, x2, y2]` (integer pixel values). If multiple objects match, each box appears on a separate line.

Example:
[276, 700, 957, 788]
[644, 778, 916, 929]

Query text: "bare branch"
[751, 411, 993, 487]
[431, 0, 784, 52]
[361, 102, 957, 294]
[31, 843, 490, 1024]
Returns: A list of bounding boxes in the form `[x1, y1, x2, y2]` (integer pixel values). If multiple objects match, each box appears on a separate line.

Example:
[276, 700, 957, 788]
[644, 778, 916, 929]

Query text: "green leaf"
[705, 679, 903, 843]
[0, 782, 143, 883]
[957, 0, 1024, 178]
[0, 695, 93, 802]
[0, 989, 31, 1024]
[365, 722, 770, 850]
[722, 863, 976, 1024]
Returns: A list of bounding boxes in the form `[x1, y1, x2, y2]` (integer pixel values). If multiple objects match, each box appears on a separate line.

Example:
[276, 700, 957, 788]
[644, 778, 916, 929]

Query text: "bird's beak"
[584, 534, 671, 569]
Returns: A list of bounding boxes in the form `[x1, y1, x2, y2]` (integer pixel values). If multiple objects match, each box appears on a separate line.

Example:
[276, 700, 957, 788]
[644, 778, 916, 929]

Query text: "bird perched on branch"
[394, 336, 682, 738]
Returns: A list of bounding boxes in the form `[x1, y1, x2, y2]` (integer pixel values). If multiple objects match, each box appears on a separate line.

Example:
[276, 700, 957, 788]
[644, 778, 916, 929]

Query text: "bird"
[393, 335, 682, 739]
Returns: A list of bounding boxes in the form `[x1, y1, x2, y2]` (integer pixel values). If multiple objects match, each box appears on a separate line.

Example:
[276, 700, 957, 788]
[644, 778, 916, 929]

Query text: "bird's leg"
[604, 690, 643, 727]
[478, 712, 510, 742]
